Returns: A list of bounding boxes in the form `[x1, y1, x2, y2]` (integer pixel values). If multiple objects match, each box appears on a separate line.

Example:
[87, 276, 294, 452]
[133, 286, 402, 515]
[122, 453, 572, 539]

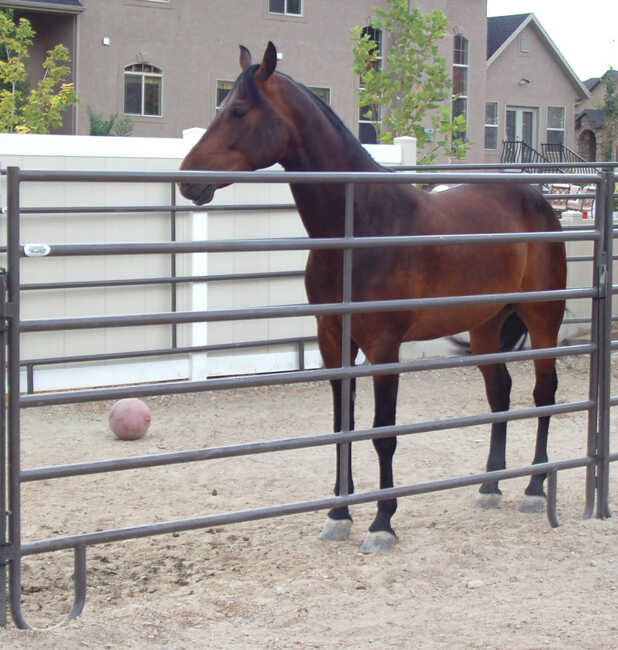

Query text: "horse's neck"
[279, 94, 384, 238]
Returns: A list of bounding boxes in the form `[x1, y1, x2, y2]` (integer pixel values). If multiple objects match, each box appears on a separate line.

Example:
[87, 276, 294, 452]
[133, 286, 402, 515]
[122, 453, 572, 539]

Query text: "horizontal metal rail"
[13, 168, 602, 185]
[20, 269, 305, 292]
[21, 335, 317, 369]
[396, 161, 617, 171]
[15, 202, 296, 215]
[21, 399, 594, 483]
[16, 229, 599, 258]
[19, 343, 594, 408]
[19, 287, 596, 333]
[18, 455, 595, 557]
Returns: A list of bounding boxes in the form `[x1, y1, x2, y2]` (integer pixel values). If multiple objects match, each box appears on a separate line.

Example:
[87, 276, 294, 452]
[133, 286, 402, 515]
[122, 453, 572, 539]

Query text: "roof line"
[487, 13, 590, 100]
[0, 1, 84, 14]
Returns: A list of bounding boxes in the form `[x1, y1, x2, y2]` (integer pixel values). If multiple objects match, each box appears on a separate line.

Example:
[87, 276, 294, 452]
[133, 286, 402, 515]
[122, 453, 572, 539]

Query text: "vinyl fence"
[0, 132, 415, 392]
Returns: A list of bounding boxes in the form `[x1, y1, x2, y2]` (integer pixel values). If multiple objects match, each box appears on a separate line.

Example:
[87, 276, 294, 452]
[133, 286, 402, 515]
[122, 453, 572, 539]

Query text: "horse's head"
[179, 42, 290, 205]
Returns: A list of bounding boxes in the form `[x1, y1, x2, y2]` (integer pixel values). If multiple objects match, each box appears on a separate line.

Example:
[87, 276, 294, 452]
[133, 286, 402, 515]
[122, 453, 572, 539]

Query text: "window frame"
[268, 0, 303, 16]
[520, 31, 530, 53]
[452, 34, 469, 142]
[215, 79, 235, 115]
[546, 106, 566, 147]
[484, 101, 499, 150]
[358, 26, 383, 144]
[123, 63, 163, 117]
[308, 86, 331, 105]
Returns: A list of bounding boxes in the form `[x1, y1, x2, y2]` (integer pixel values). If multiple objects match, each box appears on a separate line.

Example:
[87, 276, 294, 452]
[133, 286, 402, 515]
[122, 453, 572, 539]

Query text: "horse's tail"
[449, 312, 528, 354]
[499, 312, 528, 351]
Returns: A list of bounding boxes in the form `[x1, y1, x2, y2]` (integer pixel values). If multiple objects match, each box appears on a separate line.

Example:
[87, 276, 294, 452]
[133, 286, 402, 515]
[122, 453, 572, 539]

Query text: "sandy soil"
[1, 354, 617, 649]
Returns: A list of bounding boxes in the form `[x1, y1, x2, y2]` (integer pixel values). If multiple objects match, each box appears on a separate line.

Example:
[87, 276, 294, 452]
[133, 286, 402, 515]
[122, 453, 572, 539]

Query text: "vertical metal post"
[5, 167, 25, 626]
[596, 171, 614, 519]
[170, 182, 178, 350]
[584, 175, 604, 518]
[338, 183, 354, 498]
[0, 270, 7, 627]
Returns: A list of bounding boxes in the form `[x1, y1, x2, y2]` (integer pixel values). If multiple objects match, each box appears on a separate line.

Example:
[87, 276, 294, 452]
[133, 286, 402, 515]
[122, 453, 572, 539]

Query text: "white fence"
[0, 132, 416, 392]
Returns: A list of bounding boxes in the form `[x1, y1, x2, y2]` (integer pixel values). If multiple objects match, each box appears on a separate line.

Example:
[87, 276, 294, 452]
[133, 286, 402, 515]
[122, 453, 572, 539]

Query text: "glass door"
[506, 106, 538, 162]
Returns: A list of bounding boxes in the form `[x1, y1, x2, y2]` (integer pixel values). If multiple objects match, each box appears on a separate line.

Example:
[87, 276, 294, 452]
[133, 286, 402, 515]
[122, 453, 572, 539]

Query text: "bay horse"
[179, 43, 566, 553]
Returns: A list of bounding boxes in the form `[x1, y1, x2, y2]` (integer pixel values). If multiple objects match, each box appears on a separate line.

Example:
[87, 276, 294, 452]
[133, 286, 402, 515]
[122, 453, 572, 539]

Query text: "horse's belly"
[401, 304, 504, 341]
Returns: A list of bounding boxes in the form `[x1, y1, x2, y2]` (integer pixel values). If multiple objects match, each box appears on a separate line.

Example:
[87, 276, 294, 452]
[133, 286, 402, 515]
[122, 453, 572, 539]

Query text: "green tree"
[599, 69, 617, 161]
[0, 9, 78, 133]
[351, 0, 468, 164]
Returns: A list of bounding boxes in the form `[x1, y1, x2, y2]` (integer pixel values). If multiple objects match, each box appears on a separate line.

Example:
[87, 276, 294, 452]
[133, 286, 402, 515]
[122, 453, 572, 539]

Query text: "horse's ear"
[239, 45, 252, 71]
[255, 41, 277, 82]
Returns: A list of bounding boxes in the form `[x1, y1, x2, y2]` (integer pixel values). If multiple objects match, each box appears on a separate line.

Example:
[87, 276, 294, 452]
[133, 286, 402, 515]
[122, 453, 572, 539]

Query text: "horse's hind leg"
[469, 312, 513, 508]
[516, 300, 563, 512]
[518, 357, 558, 512]
[520, 327, 560, 512]
[361, 373, 399, 553]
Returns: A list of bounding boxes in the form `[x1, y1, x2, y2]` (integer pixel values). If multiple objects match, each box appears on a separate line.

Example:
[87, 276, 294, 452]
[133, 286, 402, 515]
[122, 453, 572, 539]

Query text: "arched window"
[124, 64, 163, 116]
[452, 35, 468, 141]
[578, 129, 596, 162]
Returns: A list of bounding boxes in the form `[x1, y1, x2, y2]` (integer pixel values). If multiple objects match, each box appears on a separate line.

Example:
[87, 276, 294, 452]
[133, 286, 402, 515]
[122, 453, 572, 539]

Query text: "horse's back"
[423, 183, 560, 235]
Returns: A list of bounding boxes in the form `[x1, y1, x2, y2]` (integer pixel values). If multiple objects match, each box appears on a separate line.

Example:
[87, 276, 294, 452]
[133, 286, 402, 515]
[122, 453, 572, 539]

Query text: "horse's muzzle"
[179, 182, 216, 206]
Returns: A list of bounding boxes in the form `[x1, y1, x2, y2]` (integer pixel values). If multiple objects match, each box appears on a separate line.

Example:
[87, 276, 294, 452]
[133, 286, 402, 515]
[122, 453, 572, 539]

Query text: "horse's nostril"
[179, 182, 196, 200]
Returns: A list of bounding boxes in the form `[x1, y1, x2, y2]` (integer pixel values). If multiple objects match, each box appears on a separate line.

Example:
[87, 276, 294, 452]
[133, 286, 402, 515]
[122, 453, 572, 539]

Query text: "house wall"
[576, 75, 617, 161]
[578, 81, 605, 112]
[484, 20, 582, 162]
[25, 0, 485, 162]
[74, 0, 382, 140]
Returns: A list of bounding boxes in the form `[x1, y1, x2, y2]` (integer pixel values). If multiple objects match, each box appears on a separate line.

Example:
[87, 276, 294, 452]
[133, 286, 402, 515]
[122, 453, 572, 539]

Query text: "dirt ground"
[1, 354, 617, 649]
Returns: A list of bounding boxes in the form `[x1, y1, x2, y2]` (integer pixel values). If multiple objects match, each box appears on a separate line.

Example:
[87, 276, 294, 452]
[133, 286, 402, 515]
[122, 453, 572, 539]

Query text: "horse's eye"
[231, 105, 248, 119]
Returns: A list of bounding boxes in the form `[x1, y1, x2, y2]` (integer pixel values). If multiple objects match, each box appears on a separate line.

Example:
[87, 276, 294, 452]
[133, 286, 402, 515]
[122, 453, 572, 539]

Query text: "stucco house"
[484, 13, 590, 164]
[575, 70, 618, 161]
[0, 1, 591, 165]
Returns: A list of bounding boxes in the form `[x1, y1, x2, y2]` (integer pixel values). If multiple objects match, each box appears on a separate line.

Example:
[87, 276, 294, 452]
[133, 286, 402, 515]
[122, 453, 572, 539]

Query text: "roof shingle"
[487, 13, 530, 59]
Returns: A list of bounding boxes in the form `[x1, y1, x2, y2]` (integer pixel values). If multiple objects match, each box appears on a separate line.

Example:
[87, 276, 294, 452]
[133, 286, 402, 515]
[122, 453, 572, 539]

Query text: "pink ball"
[108, 398, 151, 440]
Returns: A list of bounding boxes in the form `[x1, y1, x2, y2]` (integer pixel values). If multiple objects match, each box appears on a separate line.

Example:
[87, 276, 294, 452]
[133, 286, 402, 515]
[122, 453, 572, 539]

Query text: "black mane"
[283, 73, 386, 171]
[238, 65, 385, 171]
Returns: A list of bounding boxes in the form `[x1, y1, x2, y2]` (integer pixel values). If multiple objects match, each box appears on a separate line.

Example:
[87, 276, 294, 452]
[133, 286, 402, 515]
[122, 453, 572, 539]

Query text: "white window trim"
[546, 106, 566, 144]
[484, 101, 499, 150]
[124, 64, 163, 117]
[452, 35, 469, 140]
[268, 0, 303, 16]
[520, 32, 530, 53]
[358, 27, 383, 142]
[215, 79, 234, 114]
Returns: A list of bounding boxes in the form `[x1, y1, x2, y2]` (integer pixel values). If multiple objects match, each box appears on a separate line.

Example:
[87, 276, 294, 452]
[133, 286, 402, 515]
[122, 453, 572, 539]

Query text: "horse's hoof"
[319, 518, 352, 541]
[475, 493, 502, 509]
[519, 495, 546, 513]
[360, 531, 397, 554]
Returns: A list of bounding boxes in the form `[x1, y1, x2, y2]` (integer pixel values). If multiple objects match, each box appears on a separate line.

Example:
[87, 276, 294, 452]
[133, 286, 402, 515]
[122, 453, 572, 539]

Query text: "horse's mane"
[238, 64, 386, 171]
[287, 73, 387, 171]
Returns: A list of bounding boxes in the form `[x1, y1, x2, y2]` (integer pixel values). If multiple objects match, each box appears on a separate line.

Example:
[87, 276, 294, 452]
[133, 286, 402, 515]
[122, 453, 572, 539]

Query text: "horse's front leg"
[317, 316, 358, 542]
[360, 372, 399, 554]
[319, 377, 356, 541]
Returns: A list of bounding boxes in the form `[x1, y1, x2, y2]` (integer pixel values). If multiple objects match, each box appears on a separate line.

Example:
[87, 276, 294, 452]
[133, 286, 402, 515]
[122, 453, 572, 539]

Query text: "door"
[506, 106, 539, 162]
